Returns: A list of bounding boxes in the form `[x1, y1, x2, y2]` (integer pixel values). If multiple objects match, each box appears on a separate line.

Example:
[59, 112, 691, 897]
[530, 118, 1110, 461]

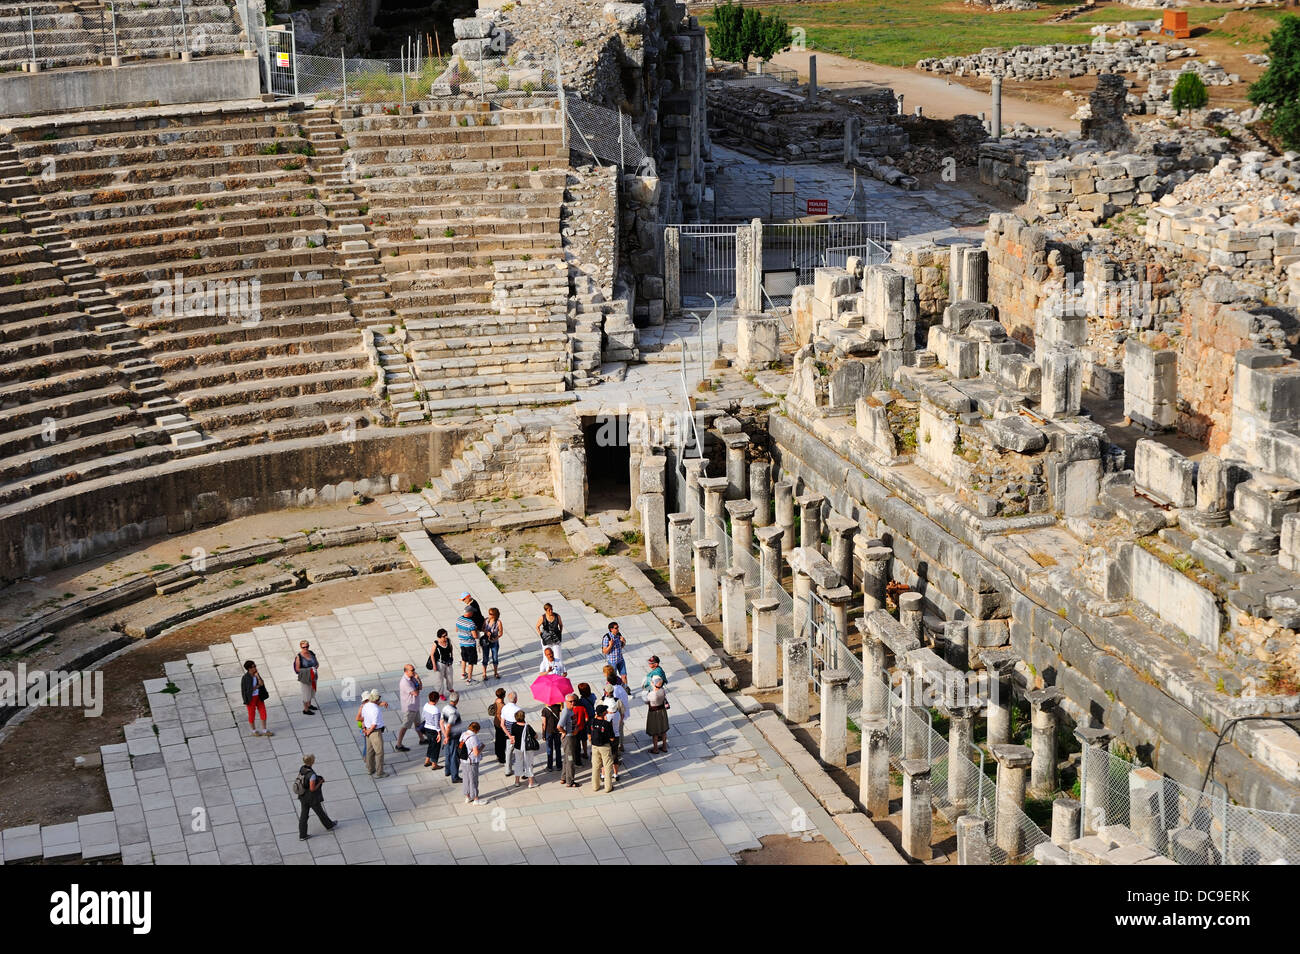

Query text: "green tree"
[1170, 72, 1208, 113]
[707, 3, 793, 71]
[1248, 14, 1300, 151]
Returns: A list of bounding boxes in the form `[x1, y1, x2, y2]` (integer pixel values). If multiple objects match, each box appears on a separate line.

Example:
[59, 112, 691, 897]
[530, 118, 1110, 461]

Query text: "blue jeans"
[546, 732, 561, 771]
[480, 639, 499, 669]
[444, 734, 461, 779]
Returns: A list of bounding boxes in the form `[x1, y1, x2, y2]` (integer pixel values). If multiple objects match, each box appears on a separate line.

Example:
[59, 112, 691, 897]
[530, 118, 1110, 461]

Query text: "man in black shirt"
[589, 705, 616, 793]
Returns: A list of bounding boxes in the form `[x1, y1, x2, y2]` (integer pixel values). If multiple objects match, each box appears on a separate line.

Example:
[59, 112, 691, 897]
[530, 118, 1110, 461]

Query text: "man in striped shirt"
[456, 607, 480, 682]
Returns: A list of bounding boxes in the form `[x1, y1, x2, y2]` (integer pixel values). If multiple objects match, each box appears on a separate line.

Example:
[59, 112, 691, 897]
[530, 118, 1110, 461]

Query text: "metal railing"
[1079, 741, 1300, 864]
[1, 0, 251, 71]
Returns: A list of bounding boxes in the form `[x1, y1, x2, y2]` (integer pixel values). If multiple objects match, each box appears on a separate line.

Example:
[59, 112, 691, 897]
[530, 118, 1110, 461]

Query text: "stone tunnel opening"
[367, 0, 476, 58]
[584, 414, 632, 515]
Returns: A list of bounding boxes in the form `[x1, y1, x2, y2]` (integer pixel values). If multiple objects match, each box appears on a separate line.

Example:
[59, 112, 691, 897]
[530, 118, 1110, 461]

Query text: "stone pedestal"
[1026, 686, 1064, 797]
[755, 525, 784, 598]
[693, 539, 721, 622]
[782, 637, 810, 723]
[751, 598, 780, 688]
[992, 743, 1033, 857]
[551, 424, 587, 516]
[1051, 797, 1082, 847]
[1041, 346, 1082, 419]
[1123, 337, 1176, 432]
[738, 313, 781, 372]
[859, 541, 892, 613]
[898, 590, 924, 644]
[638, 458, 668, 568]
[901, 759, 933, 862]
[775, 479, 795, 556]
[826, 513, 857, 587]
[668, 513, 695, 595]
[861, 720, 892, 819]
[750, 460, 772, 527]
[721, 567, 748, 654]
[723, 433, 749, 501]
[945, 619, 969, 671]
[819, 669, 850, 767]
[797, 492, 824, 552]
[1128, 766, 1170, 854]
[699, 476, 729, 544]
[957, 815, 991, 865]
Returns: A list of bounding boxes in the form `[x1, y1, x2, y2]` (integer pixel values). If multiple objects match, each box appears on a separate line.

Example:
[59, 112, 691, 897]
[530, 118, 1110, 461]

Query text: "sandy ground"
[770, 48, 1078, 131]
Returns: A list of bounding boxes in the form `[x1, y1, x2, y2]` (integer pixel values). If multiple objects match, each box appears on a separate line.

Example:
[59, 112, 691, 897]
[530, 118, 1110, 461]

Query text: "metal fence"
[564, 95, 650, 172]
[1, 0, 250, 71]
[1079, 741, 1300, 865]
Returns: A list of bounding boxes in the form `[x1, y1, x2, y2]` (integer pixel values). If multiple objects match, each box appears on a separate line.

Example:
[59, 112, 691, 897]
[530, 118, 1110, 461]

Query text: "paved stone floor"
[93, 531, 861, 864]
[710, 143, 994, 241]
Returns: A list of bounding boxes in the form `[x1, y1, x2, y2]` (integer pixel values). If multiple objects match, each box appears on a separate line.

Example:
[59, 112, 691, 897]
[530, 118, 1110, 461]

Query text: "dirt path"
[769, 49, 1078, 131]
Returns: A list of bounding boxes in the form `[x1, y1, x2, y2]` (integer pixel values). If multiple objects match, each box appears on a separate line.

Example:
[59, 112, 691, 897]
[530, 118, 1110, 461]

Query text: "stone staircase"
[341, 101, 575, 413]
[421, 412, 554, 505]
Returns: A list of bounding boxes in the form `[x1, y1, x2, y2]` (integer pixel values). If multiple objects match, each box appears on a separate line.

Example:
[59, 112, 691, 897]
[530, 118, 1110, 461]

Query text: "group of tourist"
[269, 592, 673, 840]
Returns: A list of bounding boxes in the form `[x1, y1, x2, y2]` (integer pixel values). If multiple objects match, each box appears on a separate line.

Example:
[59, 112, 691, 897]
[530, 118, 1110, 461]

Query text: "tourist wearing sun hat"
[361, 689, 389, 778]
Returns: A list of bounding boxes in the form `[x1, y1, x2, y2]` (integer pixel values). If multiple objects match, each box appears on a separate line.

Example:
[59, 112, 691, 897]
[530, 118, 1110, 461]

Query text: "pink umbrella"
[531, 673, 574, 706]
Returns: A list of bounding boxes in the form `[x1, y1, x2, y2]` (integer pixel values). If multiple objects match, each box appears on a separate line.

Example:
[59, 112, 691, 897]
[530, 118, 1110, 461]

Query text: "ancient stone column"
[1026, 686, 1064, 797]
[956, 815, 991, 865]
[961, 247, 988, 304]
[902, 704, 929, 761]
[639, 458, 668, 568]
[775, 479, 795, 556]
[792, 558, 812, 642]
[991, 74, 1002, 140]
[1194, 454, 1234, 528]
[945, 619, 969, 671]
[667, 513, 695, 595]
[694, 539, 721, 623]
[1051, 797, 1082, 848]
[749, 459, 772, 527]
[552, 424, 587, 516]
[826, 513, 857, 587]
[1128, 766, 1170, 855]
[664, 226, 681, 318]
[982, 651, 1018, 747]
[797, 491, 824, 553]
[861, 719, 892, 819]
[782, 636, 810, 724]
[898, 590, 924, 644]
[947, 705, 979, 817]
[1041, 346, 1082, 419]
[948, 243, 969, 302]
[755, 525, 784, 598]
[751, 597, 780, 689]
[901, 759, 933, 862]
[1075, 726, 1114, 834]
[823, 585, 852, 651]
[819, 669, 849, 767]
[699, 476, 729, 545]
[723, 433, 749, 501]
[858, 620, 889, 723]
[991, 743, 1033, 858]
[859, 541, 891, 613]
[735, 223, 756, 314]
[721, 567, 748, 655]
[807, 54, 817, 105]
[725, 499, 757, 581]
[683, 457, 707, 517]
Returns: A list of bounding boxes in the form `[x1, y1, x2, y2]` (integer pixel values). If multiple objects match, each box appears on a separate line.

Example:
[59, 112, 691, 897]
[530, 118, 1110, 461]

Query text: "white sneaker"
[252, 729, 262, 737]
[464, 797, 471, 804]
[471, 799, 484, 806]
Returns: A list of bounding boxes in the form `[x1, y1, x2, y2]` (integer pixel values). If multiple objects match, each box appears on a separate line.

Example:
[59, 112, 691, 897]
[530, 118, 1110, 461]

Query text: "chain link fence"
[564, 95, 650, 172]
[1080, 741, 1300, 864]
[1, 0, 250, 71]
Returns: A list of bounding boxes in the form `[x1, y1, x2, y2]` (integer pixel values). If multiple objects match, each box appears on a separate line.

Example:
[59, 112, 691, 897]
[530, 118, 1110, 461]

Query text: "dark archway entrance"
[367, 0, 475, 58]
[584, 415, 631, 515]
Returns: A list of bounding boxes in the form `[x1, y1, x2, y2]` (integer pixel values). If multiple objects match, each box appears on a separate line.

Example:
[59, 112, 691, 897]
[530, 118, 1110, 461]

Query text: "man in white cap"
[361, 689, 389, 778]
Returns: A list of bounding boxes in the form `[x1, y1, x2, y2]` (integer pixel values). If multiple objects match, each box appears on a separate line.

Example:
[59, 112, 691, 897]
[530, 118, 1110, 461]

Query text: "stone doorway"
[583, 414, 632, 515]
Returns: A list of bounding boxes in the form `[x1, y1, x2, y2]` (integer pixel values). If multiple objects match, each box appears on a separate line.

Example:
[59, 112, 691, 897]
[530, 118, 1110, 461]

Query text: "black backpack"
[457, 738, 469, 761]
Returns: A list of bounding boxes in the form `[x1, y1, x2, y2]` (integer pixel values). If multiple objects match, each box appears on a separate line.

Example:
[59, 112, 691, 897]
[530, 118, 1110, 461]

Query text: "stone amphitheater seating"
[338, 101, 573, 407]
[8, 102, 376, 448]
[0, 0, 245, 70]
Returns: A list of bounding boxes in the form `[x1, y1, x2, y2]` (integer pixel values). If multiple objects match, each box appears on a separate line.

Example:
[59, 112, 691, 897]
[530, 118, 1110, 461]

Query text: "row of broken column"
[637, 436, 1092, 864]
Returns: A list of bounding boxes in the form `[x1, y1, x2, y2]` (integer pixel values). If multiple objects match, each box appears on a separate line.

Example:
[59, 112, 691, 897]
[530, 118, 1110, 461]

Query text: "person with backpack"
[456, 605, 480, 683]
[535, 602, 563, 656]
[500, 691, 521, 777]
[241, 661, 273, 738]
[645, 675, 670, 753]
[362, 689, 388, 778]
[508, 709, 537, 787]
[441, 691, 464, 783]
[295, 754, 336, 840]
[429, 630, 454, 696]
[540, 702, 562, 772]
[576, 683, 597, 764]
[487, 687, 508, 766]
[558, 693, 582, 788]
[589, 705, 616, 793]
[294, 641, 319, 716]
[460, 721, 484, 805]
[601, 621, 627, 683]
[421, 691, 442, 768]
[601, 677, 628, 782]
